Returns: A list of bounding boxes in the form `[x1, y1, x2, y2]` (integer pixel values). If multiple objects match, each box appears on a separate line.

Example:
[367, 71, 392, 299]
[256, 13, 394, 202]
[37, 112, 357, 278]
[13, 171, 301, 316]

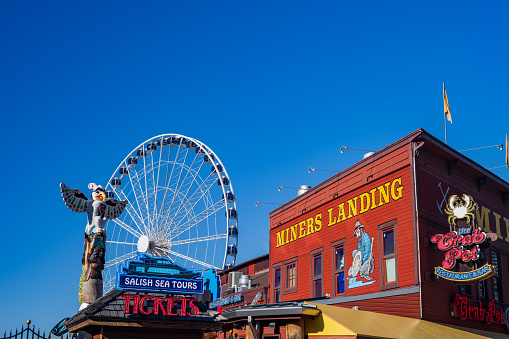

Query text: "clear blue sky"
[1, 0, 508, 333]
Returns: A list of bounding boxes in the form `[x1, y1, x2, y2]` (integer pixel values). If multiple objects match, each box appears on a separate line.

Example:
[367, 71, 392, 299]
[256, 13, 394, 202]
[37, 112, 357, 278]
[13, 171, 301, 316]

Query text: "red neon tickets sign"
[122, 295, 199, 317]
[430, 228, 486, 269]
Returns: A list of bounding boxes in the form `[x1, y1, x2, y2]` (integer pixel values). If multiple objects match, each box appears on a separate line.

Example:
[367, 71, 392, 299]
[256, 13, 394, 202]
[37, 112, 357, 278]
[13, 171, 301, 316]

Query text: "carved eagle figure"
[60, 182, 128, 235]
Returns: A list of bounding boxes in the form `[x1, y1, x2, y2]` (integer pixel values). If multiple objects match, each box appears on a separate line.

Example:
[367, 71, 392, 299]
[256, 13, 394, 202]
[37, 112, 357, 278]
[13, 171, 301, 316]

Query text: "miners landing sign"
[431, 194, 496, 282]
[275, 177, 403, 248]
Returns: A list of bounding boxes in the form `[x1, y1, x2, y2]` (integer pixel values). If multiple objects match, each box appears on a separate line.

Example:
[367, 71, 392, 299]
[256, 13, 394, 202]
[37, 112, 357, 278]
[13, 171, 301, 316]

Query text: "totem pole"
[60, 183, 128, 310]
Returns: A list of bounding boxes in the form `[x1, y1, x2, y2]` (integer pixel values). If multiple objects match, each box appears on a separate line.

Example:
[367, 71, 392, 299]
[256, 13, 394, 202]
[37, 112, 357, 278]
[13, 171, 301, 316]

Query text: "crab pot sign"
[431, 194, 496, 282]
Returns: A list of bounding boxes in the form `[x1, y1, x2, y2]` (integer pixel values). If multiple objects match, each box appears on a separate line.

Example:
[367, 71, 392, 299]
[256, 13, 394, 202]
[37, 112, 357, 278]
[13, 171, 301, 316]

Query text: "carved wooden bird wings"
[60, 183, 128, 220]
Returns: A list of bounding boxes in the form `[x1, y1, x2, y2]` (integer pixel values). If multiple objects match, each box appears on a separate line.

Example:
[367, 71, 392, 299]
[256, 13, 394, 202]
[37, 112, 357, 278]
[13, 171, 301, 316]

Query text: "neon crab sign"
[431, 194, 496, 282]
[444, 194, 476, 226]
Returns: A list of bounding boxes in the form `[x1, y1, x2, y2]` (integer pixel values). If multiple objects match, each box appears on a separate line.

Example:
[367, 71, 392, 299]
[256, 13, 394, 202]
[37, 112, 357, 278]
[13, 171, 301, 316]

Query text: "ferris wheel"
[101, 134, 238, 294]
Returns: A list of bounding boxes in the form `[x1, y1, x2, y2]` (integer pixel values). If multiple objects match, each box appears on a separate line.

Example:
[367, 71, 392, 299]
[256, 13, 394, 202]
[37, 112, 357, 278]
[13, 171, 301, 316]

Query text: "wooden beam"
[477, 176, 488, 192]
[503, 192, 509, 206]
[448, 159, 458, 176]
[69, 318, 222, 332]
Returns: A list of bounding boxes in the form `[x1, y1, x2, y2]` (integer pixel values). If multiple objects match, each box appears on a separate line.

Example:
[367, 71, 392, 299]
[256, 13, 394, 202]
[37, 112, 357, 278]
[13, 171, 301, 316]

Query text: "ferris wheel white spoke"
[161, 154, 205, 232]
[182, 171, 217, 209]
[165, 173, 218, 234]
[171, 233, 227, 246]
[114, 187, 144, 229]
[142, 152, 153, 234]
[157, 165, 204, 234]
[147, 153, 162, 232]
[163, 148, 190, 230]
[169, 201, 224, 241]
[114, 187, 149, 235]
[110, 218, 143, 238]
[125, 166, 150, 229]
[146, 154, 159, 236]
[152, 141, 165, 228]
[103, 275, 117, 293]
[106, 240, 137, 246]
[133, 162, 164, 230]
[169, 199, 225, 240]
[162, 169, 215, 232]
[159, 248, 220, 270]
[154, 146, 178, 231]
[105, 250, 137, 269]
[161, 179, 218, 240]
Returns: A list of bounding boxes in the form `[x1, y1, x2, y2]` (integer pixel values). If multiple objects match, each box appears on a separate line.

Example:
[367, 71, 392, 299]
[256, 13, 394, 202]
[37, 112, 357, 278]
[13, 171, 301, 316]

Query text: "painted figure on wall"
[348, 220, 376, 288]
[60, 183, 128, 309]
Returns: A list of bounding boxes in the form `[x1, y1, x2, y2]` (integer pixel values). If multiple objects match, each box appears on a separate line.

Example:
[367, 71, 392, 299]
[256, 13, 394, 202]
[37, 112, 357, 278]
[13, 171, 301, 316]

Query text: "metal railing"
[2, 321, 75, 339]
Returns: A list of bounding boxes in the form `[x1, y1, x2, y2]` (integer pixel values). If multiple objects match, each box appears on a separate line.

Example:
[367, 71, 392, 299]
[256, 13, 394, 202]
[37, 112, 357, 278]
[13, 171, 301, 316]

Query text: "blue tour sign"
[116, 254, 204, 295]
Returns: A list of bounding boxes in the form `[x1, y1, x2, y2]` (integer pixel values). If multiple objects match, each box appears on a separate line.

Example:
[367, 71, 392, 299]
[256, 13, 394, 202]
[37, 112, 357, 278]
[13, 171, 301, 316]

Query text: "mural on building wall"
[348, 220, 376, 288]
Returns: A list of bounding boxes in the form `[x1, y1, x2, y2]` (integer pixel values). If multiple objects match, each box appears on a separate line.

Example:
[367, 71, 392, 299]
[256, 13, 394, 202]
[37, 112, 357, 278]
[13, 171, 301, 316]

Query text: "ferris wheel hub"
[137, 235, 151, 253]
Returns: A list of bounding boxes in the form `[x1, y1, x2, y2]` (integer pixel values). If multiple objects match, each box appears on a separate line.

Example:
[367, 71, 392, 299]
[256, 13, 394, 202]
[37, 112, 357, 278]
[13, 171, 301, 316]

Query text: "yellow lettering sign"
[273, 177, 404, 247]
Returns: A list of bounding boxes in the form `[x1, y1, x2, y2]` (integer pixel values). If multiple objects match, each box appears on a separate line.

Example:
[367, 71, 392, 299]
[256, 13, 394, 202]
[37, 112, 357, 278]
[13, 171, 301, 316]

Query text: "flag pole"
[444, 82, 447, 144]
[505, 133, 509, 169]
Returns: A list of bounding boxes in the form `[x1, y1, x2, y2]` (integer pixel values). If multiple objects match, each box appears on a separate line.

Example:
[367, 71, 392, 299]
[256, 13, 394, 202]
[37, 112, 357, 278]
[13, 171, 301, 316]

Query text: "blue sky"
[1, 0, 508, 333]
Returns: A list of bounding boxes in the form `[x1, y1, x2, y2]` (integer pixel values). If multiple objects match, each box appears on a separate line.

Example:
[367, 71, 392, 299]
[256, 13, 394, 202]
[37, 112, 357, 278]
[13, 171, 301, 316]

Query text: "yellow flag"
[444, 84, 452, 123]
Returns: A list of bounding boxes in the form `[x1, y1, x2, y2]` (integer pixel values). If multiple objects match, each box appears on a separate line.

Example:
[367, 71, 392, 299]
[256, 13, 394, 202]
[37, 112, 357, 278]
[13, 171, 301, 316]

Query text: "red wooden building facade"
[268, 128, 509, 335]
[216, 254, 270, 312]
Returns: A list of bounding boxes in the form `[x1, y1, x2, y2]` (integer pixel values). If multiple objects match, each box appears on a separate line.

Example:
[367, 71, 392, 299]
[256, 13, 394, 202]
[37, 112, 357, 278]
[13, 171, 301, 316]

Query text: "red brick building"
[213, 254, 270, 312]
[268, 128, 509, 335]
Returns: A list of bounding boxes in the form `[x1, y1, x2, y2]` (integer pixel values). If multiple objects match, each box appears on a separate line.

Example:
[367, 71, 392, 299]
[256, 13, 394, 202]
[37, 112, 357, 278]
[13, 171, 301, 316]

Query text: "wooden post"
[287, 319, 304, 339]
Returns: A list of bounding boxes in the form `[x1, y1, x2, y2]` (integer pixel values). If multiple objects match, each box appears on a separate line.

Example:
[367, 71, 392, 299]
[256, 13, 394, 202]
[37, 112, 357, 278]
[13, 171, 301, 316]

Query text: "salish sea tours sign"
[116, 254, 204, 294]
[431, 194, 496, 282]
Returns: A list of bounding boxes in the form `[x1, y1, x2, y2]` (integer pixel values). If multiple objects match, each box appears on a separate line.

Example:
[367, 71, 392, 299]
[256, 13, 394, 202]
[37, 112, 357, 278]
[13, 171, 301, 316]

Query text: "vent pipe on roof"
[297, 185, 311, 196]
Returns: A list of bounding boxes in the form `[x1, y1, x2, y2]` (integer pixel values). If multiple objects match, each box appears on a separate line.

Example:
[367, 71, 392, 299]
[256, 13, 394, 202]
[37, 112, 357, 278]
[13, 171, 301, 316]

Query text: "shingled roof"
[66, 290, 225, 333]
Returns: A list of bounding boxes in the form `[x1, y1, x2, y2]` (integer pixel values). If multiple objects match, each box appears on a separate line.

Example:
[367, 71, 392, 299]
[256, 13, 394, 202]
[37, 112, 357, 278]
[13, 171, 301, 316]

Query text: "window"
[311, 248, 323, 298]
[335, 246, 345, 295]
[378, 220, 398, 290]
[284, 258, 297, 294]
[332, 239, 346, 297]
[286, 263, 296, 289]
[490, 251, 503, 302]
[458, 284, 472, 296]
[477, 280, 487, 299]
[255, 258, 269, 272]
[383, 229, 396, 283]
[273, 266, 281, 302]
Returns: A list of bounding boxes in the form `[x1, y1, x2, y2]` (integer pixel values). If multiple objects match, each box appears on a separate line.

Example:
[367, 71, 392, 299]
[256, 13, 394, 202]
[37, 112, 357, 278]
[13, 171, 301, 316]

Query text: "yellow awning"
[305, 302, 507, 339]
